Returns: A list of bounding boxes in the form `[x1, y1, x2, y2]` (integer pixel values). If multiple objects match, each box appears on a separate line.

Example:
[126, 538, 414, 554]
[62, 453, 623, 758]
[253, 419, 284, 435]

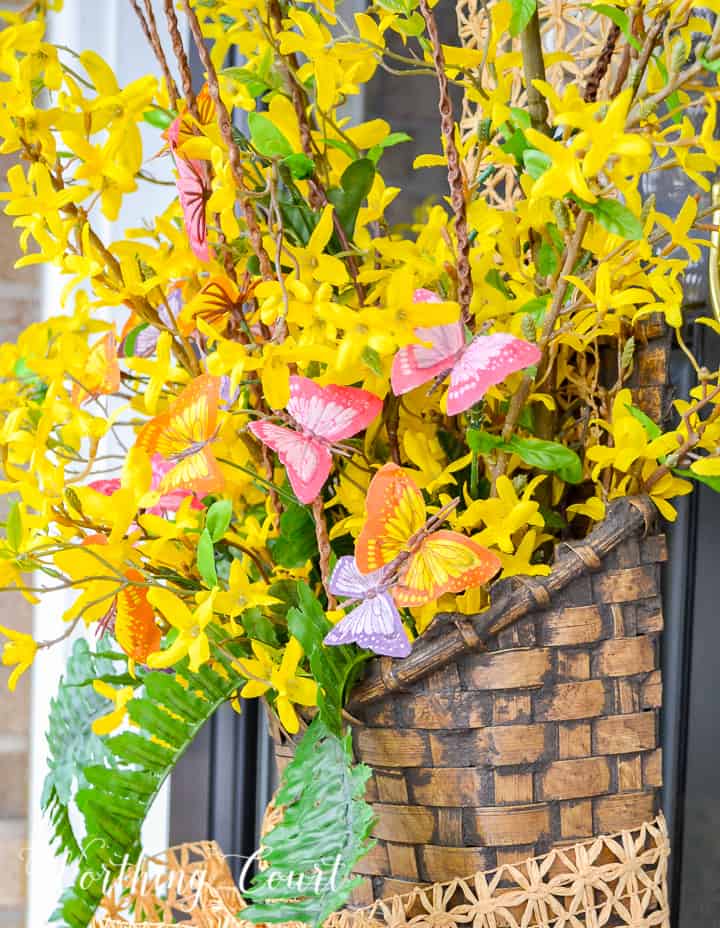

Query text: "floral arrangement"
[1, 0, 720, 925]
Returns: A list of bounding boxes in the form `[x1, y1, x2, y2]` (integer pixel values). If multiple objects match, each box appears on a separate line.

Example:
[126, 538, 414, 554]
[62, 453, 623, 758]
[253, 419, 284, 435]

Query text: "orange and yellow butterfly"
[72, 332, 120, 405]
[179, 273, 256, 336]
[356, 463, 501, 607]
[115, 569, 161, 664]
[135, 373, 223, 498]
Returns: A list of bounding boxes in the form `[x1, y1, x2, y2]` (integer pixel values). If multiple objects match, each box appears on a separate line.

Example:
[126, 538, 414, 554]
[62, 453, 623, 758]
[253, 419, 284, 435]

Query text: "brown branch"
[312, 497, 337, 609]
[418, 0, 472, 326]
[181, 1, 275, 280]
[584, 22, 621, 103]
[163, 0, 198, 120]
[128, 0, 180, 109]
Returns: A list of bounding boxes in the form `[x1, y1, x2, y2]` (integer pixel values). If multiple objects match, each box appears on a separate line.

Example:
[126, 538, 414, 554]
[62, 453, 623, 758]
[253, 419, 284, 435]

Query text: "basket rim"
[348, 494, 657, 708]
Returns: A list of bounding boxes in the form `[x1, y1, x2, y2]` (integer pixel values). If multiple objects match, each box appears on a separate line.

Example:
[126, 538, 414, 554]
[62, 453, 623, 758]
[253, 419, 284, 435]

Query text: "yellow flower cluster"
[0, 1, 718, 726]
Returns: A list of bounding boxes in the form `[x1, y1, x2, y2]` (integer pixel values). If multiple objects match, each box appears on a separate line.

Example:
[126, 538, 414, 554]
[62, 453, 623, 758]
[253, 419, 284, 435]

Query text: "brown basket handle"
[348, 495, 655, 709]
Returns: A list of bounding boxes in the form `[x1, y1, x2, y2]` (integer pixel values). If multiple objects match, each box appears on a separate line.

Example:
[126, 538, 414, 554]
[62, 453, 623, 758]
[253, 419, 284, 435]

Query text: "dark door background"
[172, 15, 720, 924]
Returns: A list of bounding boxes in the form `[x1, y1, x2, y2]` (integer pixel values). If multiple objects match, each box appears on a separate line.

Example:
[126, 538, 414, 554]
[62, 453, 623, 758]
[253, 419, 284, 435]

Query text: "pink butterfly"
[168, 118, 210, 263]
[323, 556, 411, 658]
[391, 290, 541, 416]
[248, 376, 382, 504]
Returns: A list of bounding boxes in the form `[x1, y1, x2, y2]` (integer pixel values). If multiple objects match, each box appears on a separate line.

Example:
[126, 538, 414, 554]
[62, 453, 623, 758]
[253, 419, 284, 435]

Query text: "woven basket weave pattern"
[276, 518, 666, 904]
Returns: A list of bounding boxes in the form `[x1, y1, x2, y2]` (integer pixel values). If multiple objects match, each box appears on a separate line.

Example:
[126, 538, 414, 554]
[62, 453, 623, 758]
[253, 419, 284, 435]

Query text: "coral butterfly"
[135, 374, 223, 497]
[356, 463, 501, 607]
[72, 332, 120, 404]
[248, 375, 382, 504]
[179, 273, 256, 336]
[391, 289, 541, 415]
[323, 556, 411, 658]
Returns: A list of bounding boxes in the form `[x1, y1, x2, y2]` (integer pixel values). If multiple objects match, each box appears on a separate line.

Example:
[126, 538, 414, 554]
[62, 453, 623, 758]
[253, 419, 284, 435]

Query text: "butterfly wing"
[323, 593, 411, 658]
[391, 322, 465, 396]
[446, 334, 542, 415]
[179, 275, 241, 336]
[249, 420, 332, 504]
[356, 463, 426, 573]
[287, 376, 382, 443]
[174, 155, 210, 262]
[394, 530, 501, 607]
[328, 555, 388, 598]
[73, 333, 120, 403]
[136, 374, 223, 496]
[115, 570, 161, 663]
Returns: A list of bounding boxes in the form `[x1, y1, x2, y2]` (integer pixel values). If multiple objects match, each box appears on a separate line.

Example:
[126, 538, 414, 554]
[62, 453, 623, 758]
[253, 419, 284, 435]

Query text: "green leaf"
[672, 467, 720, 493]
[367, 132, 412, 165]
[282, 152, 315, 179]
[392, 11, 425, 35]
[625, 403, 662, 439]
[327, 158, 375, 239]
[518, 296, 548, 327]
[537, 240, 559, 276]
[523, 148, 552, 179]
[222, 65, 270, 98]
[206, 498, 233, 542]
[699, 54, 720, 74]
[582, 197, 643, 240]
[248, 112, 293, 159]
[55, 653, 245, 928]
[505, 436, 583, 483]
[197, 527, 217, 587]
[288, 583, 363, 733]
[121, 322, 150, 357]
[243, 606, 280, 646]
[40, 639, 117, 864]
[269, 500, 318, 568]
[466, 429, 503, 454]
[6, 501, 21, 551]
[590, 5, 641, 50]
[510, 0, 537, 36]
[142, 106, 174, 129]
[361, 345, 384, 377]
[243, 717, 376, 927]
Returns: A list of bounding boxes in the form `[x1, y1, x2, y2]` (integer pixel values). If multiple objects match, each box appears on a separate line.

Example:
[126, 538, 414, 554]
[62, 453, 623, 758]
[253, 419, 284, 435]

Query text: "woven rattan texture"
[456, 0, 619, 207]
[274, 524, 666, 903]
[96, 816, 669, 927]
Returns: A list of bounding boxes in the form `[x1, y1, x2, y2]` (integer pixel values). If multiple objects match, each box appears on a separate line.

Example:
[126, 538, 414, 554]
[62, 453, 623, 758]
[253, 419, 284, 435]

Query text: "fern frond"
[243, 717, 375, 928]
[53, 643, 245, 928]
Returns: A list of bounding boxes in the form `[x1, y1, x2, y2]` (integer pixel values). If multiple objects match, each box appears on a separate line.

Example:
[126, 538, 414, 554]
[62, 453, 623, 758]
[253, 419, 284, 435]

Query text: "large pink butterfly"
[391, 290, 541, 416]
[168, 118, 210, 263]
[248, 376, 382, 504]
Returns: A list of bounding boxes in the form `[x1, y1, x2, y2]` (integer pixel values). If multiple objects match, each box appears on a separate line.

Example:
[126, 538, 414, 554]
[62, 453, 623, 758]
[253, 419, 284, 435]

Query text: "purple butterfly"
[323, 556, 411, 658]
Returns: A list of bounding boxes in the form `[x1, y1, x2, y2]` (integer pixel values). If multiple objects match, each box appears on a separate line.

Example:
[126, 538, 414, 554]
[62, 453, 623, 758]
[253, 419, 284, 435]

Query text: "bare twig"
[419, 0, 473, 325]
[584, 22, 621, 103]
[163, 0, 198, 119]
[128, 0, 180, 108]
[181, 0, 275, 279]
[312, 497, 337, 609]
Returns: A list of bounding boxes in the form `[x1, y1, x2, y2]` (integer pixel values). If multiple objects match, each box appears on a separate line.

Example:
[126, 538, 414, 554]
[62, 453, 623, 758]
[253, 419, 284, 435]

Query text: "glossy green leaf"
[510, 0, 537, 36]
[243, 717, 376, 927]
[672, 467, 720, 493]
[367, 131, 412, 165]
[625, 403, 662, 439]
[466, 429, 503, 454]
[583, 197, 643, 240]
[248, 112, 293, 158]
[142, 106, 174, 129]
[282, 152, 315, 179]
[327, 158, 375, 239]
[6, 501, 21, 550]
[537, 240, 559, 276]
[523, 148, 552, 179]
[206, 498, 233, 542]
[269, 501, 317, 568]
[197, 527, 217, 587]
[505, 436, 583, 483]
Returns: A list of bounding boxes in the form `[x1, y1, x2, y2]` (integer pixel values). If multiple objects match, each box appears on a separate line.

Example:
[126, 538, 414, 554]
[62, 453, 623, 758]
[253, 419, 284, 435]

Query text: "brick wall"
[0, 147, 38, 925]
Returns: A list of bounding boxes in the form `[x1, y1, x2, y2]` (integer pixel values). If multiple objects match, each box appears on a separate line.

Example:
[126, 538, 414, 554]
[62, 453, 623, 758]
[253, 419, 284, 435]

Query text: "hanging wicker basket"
[272, 490, 667, 904]
[95, 815, 670, 927]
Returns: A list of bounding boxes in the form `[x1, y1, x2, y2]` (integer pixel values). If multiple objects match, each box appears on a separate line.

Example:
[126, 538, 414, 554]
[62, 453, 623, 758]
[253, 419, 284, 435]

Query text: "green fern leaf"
[243, 717, 376, 927]
[40, 638, 122, 863]
[53, 644, 245, 928]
